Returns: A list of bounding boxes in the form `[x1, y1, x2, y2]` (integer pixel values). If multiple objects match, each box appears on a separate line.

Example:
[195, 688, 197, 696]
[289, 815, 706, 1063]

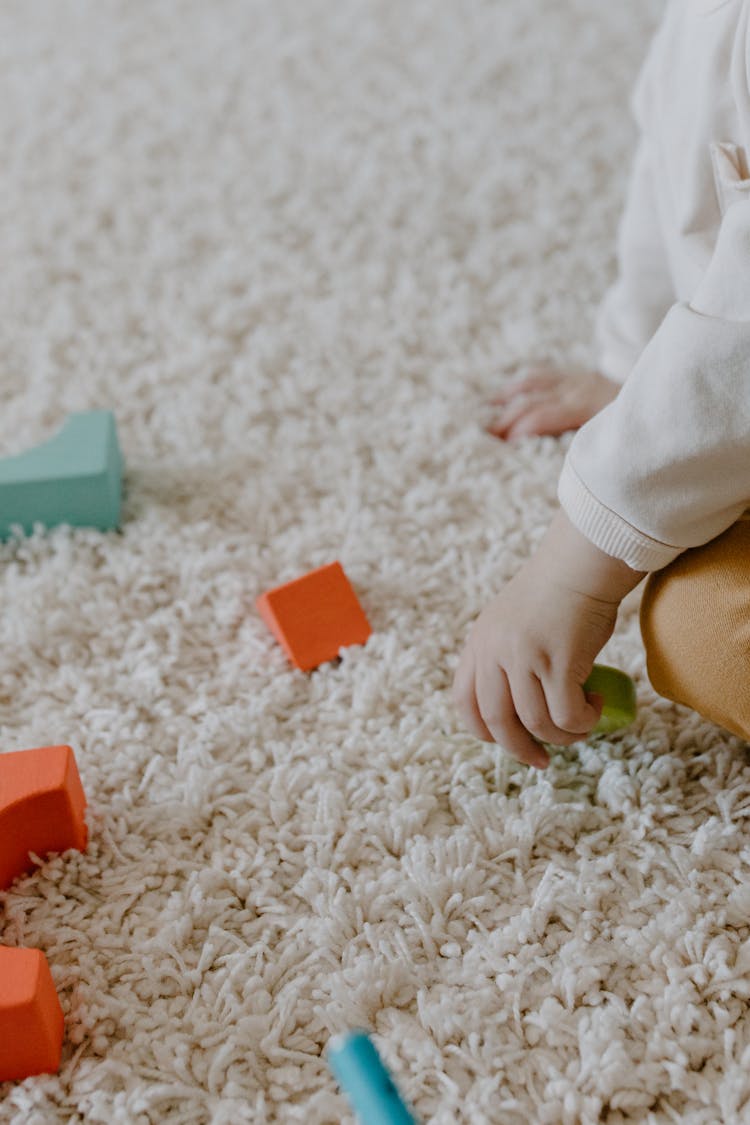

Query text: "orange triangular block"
[257, 561, 372, 671]
[0, 947, 64, 1080]
[0, 745, 87, 889]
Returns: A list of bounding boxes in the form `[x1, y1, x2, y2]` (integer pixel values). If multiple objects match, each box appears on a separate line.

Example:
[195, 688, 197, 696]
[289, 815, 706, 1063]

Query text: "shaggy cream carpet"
[2, 0, 749, 1122]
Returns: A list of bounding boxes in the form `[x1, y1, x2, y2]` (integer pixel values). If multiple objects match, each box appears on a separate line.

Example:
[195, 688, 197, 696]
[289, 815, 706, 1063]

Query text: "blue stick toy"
[327, 1030, 419, 1125]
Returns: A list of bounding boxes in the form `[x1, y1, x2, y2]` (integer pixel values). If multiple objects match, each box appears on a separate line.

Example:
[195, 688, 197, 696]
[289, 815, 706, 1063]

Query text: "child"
[453, 0, 750, 767]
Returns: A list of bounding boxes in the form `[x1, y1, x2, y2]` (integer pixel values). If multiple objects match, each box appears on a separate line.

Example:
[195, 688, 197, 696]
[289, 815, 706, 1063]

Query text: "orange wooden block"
[0, 745, 87, 890]
[0, 948, 64, 1081]
[257, 561, 372, 671]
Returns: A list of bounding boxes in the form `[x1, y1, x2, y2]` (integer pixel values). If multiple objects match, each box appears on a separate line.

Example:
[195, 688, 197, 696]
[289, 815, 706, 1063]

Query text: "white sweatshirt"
[559, 0, 750, 571]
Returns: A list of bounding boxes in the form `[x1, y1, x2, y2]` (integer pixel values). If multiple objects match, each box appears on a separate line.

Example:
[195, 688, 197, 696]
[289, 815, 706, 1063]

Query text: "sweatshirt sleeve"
[559, 195, 750, 572]
[593, 13, 677, 386]
[594, 132, 676, 384]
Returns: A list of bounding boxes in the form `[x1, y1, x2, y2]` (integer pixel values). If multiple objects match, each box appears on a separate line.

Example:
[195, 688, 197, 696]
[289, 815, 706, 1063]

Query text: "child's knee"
[640, 519, 750, 740]
[640, 560, 711, 708]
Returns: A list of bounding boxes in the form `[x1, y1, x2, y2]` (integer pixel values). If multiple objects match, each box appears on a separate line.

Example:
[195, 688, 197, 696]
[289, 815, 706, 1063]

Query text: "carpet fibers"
[2, 1, 749, 1122]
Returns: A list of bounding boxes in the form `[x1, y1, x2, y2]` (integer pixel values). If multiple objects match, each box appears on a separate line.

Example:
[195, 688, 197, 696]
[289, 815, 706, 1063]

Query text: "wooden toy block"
[0, 745, 88, 890]
[0, 410, 123, 539]
[0, 948, 64, 1081]
[257, 561, 372, 671]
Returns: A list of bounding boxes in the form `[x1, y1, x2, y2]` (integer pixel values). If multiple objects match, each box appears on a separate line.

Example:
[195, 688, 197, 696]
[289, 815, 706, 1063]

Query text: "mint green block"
[0, 411, 123, 539]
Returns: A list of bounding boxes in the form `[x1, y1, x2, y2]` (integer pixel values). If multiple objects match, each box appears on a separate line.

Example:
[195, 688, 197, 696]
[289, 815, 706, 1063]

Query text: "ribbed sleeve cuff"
[558, 457, 682, 572]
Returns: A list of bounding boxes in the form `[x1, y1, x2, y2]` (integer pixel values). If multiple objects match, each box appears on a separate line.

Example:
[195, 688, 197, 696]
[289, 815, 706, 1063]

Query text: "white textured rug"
[3, 1, 750, 1122]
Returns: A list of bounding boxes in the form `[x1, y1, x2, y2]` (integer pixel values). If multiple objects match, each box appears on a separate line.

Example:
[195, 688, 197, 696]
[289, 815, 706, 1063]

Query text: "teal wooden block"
[0, 411, 123, 539]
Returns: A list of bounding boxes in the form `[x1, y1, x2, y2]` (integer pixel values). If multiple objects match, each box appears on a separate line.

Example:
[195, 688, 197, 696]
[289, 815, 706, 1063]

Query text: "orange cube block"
[0, 745, 88, 890]
[257, 561, 372, 671]
[0, 947, 64, 1081]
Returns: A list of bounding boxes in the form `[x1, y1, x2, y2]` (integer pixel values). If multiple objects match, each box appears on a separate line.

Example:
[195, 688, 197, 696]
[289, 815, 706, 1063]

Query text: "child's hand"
[452, 511, 644, 767]
[486, 363, 620, 440]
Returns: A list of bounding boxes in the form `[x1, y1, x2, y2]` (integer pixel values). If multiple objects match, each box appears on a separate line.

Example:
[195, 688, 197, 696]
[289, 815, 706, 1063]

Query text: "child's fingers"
[543, 670, 604, 735]
[486, 394, 551, 438]
[474, 664, 550, 768]
[509, 672, 583, 747]
[488, 369, 559, 406]
[504, 402, 588, 439]
[451, 649, 494, 742]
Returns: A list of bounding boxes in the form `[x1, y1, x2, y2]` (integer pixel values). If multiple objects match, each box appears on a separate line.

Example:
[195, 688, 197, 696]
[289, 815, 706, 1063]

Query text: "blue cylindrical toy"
[327, 1030, 419, 1125]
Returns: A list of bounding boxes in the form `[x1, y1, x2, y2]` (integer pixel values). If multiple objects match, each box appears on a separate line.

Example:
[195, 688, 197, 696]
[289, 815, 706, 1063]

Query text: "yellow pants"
[640, 516, 750, 740]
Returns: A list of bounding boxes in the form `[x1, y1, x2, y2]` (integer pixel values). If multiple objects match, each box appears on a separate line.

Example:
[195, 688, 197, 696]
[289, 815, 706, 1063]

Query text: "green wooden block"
[0, 411, 123, 539]
[584, 664, 637, 734]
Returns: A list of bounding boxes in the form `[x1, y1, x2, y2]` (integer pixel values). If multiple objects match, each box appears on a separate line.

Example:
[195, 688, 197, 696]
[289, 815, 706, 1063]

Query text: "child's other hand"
[452, 511, 643, 768]
[486, 363, 620, 440]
